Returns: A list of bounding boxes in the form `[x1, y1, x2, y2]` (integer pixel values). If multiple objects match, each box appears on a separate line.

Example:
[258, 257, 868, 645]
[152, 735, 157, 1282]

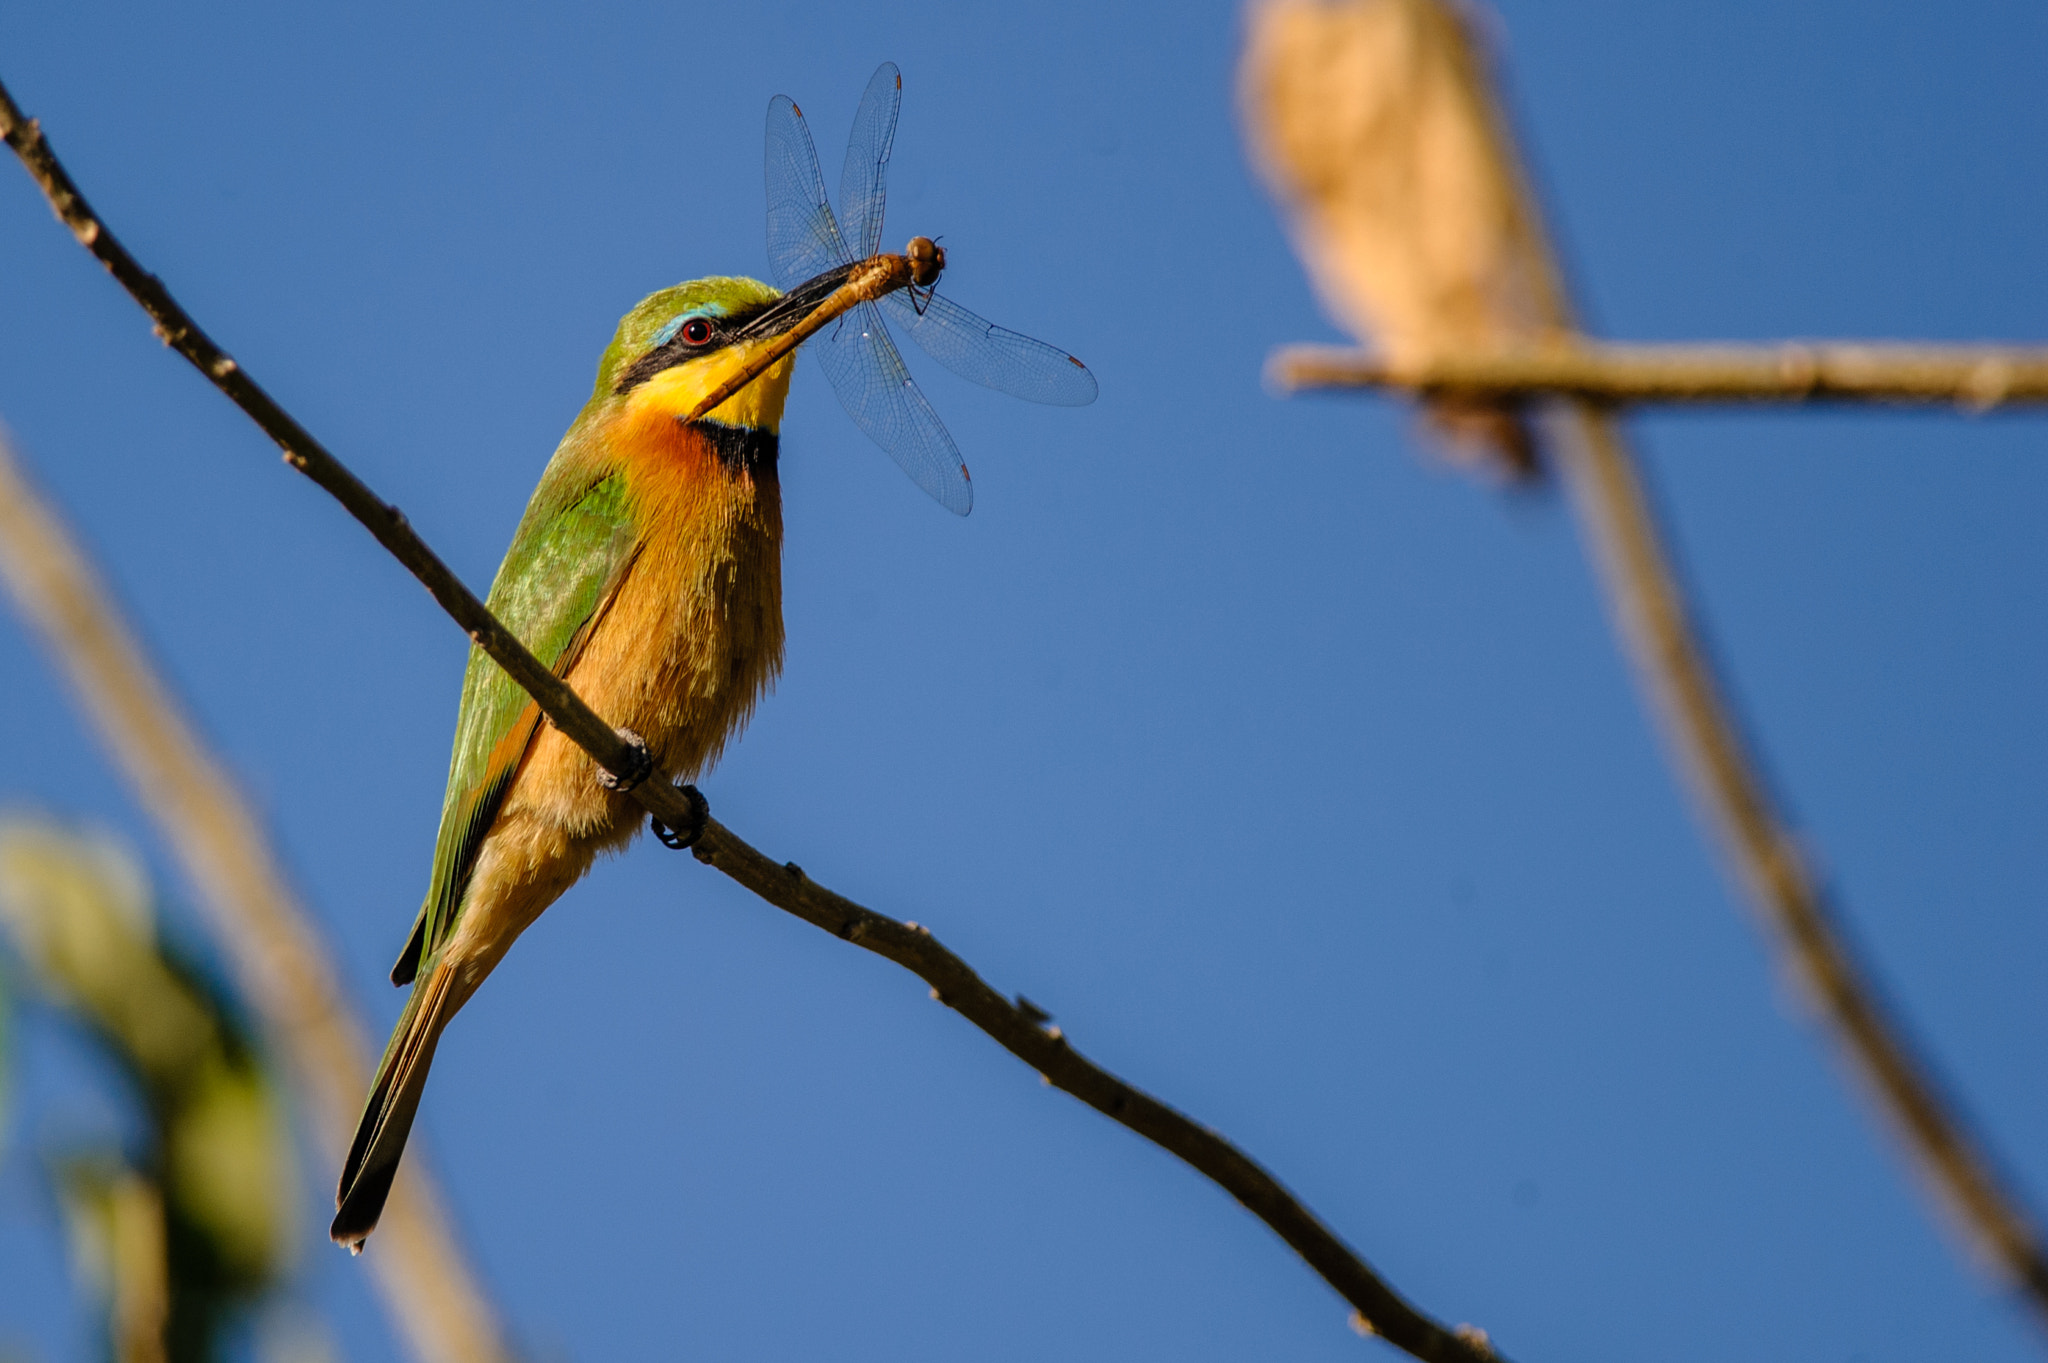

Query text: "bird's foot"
[597, 729, 654, 793]
[651, 785, 710, 850]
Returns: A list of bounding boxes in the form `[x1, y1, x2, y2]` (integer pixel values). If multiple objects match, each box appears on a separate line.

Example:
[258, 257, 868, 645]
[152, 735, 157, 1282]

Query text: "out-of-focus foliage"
[1240, 0, 1560, 476]
[0, 819, 296, 1363]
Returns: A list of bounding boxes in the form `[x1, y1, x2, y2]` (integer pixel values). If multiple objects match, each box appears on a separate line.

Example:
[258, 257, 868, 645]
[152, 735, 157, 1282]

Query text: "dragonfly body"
[333, 65, 1093, 1250]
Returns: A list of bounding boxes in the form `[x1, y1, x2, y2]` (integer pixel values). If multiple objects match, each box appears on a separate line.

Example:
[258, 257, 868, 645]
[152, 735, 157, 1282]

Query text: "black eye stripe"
[612, 299, 777, 395]
[609, 264, 865, 397]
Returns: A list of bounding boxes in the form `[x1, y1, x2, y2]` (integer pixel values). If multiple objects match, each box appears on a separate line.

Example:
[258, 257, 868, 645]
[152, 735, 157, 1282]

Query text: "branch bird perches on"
[0, 73, 1505, 1363]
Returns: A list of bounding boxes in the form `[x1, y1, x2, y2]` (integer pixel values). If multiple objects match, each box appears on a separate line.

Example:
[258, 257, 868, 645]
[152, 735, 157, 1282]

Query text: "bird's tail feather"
[331, 962, 457, 1250]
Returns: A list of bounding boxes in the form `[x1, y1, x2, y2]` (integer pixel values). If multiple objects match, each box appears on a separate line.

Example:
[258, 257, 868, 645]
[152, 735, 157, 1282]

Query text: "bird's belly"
[442, 493, 785, 996]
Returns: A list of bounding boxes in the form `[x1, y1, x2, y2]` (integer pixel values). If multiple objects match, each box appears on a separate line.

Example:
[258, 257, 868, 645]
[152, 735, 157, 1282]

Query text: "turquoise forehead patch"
[653, 302, 729, 347]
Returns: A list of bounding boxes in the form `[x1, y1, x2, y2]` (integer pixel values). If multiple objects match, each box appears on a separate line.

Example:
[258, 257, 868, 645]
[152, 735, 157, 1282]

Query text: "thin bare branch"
[1, 72, 1504, 1363]
[687, 831, 1503, 1363]
[1242, 0, 2048, 1326]
[1271, 342, 2048, 408]
[0, 427, 513, 1363]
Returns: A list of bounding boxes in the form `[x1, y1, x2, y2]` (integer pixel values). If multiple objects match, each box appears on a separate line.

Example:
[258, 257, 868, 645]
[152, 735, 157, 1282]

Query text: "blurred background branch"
[0, 428, 512, 1363]
[1242, 0, 2048, 1326]
[1271, 341, 2048, 407]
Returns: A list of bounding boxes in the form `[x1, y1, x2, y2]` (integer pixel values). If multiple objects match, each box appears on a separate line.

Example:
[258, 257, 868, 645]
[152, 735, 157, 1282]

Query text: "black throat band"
[696, 420, 780, 480]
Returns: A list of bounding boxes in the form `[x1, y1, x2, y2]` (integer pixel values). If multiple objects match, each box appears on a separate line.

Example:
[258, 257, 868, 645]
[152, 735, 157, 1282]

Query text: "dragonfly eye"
[905, 236, 945, 288]
[679, 317, 714, 346]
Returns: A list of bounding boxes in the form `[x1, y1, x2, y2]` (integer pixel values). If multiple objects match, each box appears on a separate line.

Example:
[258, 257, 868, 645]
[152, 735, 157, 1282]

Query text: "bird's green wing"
[389, 464, 639, 986]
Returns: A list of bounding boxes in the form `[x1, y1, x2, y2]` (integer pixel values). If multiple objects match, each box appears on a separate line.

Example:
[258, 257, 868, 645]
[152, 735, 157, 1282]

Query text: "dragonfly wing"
[765, 94, 854, 289]
[880, 290, 1099, 406]
[810, 299, 972, 515]
[839, 63, 901, 261]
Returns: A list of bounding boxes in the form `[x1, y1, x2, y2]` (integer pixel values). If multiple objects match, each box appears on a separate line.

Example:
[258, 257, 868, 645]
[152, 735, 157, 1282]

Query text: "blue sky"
[2, 2, 2045, 1361]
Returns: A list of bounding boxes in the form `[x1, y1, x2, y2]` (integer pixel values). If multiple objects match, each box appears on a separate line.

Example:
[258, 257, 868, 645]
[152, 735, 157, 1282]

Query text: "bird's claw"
[598, 729, 654, 793]
[651, 785, 710, 850]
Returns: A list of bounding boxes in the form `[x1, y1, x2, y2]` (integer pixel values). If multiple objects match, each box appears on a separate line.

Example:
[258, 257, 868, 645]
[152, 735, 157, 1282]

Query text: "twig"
[0, 74, 1504, 1363]
[1270, 342, 2048, 408]
[688, 834, 1500, 1363]
[0, 426, 513, 1363]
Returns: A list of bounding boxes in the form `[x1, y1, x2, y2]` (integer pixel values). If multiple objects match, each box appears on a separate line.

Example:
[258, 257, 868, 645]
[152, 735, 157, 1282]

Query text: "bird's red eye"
[680, 317, 713, 346]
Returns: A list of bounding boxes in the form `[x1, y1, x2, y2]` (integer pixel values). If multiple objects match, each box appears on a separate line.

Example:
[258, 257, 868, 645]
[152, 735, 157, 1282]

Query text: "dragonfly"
[764, 62, 1098, 515]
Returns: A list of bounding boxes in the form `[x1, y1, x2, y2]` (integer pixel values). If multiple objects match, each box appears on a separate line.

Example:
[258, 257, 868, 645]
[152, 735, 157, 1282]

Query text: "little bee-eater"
[330, 260, 917, 1249]
[334, 59, 1096, 1250]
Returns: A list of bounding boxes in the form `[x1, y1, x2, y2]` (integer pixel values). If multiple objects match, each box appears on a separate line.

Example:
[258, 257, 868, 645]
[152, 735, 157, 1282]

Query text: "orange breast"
[500, 412, 785, 848]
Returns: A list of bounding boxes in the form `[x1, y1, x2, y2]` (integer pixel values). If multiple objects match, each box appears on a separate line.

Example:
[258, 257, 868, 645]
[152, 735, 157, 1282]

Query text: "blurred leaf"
[166, 1056, 291, 1281]
[0, 817, 298, 1363]
[1240, 0, 1557, 476]
[0, 824, 214, 1078]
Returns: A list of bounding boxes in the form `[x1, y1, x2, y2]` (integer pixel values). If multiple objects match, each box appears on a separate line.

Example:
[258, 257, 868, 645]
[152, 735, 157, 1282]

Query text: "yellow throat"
[624, 336, 798, 433]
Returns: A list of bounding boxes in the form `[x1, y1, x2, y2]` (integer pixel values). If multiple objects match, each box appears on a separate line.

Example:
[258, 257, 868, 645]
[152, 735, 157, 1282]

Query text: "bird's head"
[595, 276, 811, 433]
[593, 264, 872, 429]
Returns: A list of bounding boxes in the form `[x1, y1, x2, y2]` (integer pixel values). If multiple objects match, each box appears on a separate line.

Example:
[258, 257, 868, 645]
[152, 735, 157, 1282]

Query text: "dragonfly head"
[906, 236, 945, 289]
